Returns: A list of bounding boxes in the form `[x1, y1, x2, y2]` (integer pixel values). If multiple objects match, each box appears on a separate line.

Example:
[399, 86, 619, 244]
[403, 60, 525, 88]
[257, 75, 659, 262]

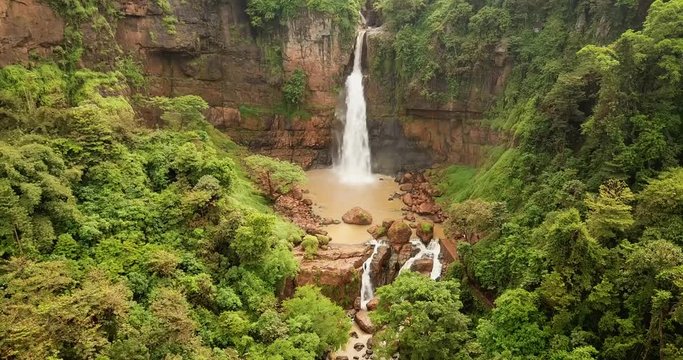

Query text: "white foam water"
[360, 239, 383, 310]
[336, 30, 374, 184]
[399, 239, 443, 280]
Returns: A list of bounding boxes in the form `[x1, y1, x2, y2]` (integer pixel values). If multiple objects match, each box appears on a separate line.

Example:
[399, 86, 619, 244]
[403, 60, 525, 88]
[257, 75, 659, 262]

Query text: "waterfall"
[360, 239, 383, 310]
[336, 30, 373, 184]
[399, 239, 443, 280]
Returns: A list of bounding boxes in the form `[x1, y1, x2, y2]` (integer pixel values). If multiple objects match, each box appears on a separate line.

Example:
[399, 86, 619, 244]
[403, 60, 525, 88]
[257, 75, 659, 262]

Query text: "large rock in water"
[342, 207, 373, 225]
[387, 221, 412, 247]
[355, 310, 375, 333]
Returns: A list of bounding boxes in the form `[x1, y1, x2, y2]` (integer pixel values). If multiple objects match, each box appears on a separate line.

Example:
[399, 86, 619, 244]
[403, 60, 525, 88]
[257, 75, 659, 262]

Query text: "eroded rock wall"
[0, 0, 349, 168]
[363, 27, 508, 173]
[111, 0, 349, 167]
[0, 0, 64, 66]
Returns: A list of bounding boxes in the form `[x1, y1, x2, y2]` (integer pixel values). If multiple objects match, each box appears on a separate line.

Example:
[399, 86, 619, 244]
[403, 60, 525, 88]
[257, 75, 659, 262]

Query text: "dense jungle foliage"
[1, 0, 682, 358]
[0, 65, 350, 359]
[367, 0, 682, 359]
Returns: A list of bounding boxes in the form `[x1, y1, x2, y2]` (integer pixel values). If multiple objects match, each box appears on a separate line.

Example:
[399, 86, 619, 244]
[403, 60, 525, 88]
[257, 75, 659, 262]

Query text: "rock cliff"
[0, 0, 502, 170]
[363, 27, 507, 173]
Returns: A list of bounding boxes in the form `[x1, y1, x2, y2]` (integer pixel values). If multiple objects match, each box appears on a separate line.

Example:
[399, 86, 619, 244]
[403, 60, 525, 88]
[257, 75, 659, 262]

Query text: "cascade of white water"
[399, 239, 443, 280]
[336, 30, 373, 184]
[360, 239, 383, 310]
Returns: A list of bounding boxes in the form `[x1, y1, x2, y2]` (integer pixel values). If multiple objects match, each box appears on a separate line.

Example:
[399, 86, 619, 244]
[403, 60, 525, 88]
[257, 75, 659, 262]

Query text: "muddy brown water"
[305, 168, 404, 244]
[305, 168, 448, 357]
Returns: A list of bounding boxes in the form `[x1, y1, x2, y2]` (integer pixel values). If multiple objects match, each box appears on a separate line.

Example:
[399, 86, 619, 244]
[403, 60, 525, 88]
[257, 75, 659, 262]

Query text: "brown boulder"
[387, 221, 412, 247]
[412, 258, 434, 275]
[399, 183, 413, 192]
[400, 172, 413, 184]
[416, 221, 434, 244]
[366, 224, 386, 239]
[342, 207, 373, 225]
[355, 310, 375, 333]
[382, 218, 395, 229]
[366, 297, 379, 311]
[402, 193, 414, 206]
[293, 245, 367, 308]
[416, 202, 439, 215]
[369, 246, 391, 283]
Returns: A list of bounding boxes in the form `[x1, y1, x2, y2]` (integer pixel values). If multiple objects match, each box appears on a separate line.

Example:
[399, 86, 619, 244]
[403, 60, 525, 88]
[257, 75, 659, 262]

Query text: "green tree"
[282, 68, 307, 107]
[636, 168, 683, 245]
[537, 209, 605, 291]
[372, 272, 474, 359]
[376, 0, 427, 29]
[446, 199, 506, 243]
[231, 212, 276, 263]
[585, 179, 635, 244]
[476, 289, 548, 359]
[244, 155, 305, 199]
[149, 95, 209, 129]
[282, 285, 350, 355]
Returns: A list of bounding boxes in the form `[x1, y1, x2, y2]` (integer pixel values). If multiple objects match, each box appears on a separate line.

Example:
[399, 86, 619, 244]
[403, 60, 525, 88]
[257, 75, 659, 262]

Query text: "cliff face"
[0, 0, 64, 66]
[0, 0, 500, 171]
[0, 0, 349, 167]
[112, 0, 349, 167]
[364, 28, 506, 173]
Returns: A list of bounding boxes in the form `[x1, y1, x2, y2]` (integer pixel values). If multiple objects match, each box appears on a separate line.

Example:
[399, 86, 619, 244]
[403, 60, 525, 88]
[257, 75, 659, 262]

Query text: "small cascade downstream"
[360, 240, 384, 310]
[359, 239, 443, 310]
[399, 239, 443, 280]
[336, 30, 373, 184]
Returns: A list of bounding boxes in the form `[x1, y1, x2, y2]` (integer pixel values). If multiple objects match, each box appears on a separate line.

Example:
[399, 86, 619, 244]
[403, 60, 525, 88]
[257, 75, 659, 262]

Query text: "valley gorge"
[1, 0, 682, 359]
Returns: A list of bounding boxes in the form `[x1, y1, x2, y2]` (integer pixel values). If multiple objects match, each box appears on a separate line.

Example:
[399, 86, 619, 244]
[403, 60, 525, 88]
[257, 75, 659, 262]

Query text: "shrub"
[301, 235, 318, 259]
[282, 68, 307, 107]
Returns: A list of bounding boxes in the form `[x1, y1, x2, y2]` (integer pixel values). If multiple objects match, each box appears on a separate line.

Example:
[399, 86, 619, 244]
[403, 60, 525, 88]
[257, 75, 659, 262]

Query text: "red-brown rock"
[412, 258, 434, 275]
[402, 193, 414, 206]
[293, 245, 367, 308]
[397, 243, 418, 268]
[416, 221, 434, 244]
[416, 202, 439, 215]
[342, 207, 373, 225]
[381, 218, 395, 229]
[387, 221, 412, 247]
[399, 183, 413, 192]
[355, 310, 375, 334]
[366, 224, 387, 239]
[366, 297, 379, 311]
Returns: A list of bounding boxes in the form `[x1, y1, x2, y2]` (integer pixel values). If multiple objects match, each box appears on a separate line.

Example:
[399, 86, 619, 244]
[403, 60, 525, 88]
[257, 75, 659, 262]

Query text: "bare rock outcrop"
[0, 0, 64, 66]
[290, 244, 369, 308]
